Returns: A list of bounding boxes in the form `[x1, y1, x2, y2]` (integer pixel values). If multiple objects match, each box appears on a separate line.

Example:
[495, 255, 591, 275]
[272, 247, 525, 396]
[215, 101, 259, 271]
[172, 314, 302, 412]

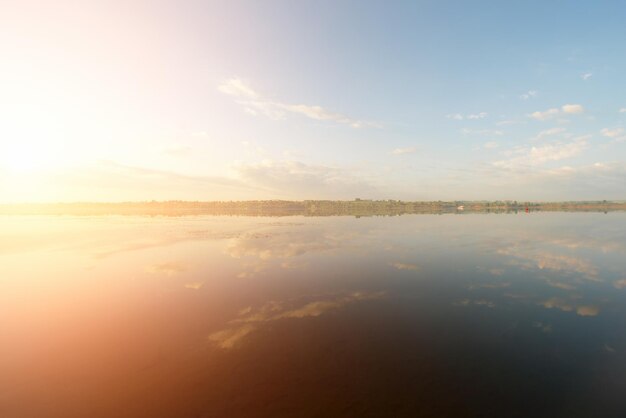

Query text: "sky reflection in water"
[1, 213, 626, 417]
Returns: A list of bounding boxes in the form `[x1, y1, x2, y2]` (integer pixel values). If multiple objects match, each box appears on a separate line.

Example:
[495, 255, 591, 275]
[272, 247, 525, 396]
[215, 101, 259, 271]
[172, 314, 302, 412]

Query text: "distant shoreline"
[1, 200, 625, 217]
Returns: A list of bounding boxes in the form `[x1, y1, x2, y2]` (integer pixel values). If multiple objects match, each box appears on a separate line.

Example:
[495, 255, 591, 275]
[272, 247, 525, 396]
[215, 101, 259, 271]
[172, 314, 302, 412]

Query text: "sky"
[1, 0, 626, 202]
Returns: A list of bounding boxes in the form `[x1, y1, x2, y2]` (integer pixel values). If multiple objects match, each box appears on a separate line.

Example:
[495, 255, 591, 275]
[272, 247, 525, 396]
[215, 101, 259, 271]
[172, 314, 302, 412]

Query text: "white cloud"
[49, 161, 256, 201]
[479, 161, 626, 200]
[218, 78, 379, 128]
[581, 73, 593, 81]
[496, 120, 519, 126]
[390, 147, 416, 155]
[184, 282, 204, 290]
[147, 261, 187, 276]
[493, 137, 588, 170]
[540, 298, 599, 316]
[529, 104, 584, 120]
[234, 160, 377, 198]
[483, 141, 499, 149]
[620, 108, 626, 113]
[390, 262, 419, 270]
[446, 112, 487, 120]
[461, 128, 503, 136]
[467, 112, 488, 120]
[218, 78, 259, 99]
[520, 90, 538, 100]
[208, 291, 385, 349]
[161, 144, 193, 157]
[600, 127, 624, 138]
[534, 127, 566, 141]
[529, 108, 560, 121]
[562, 104, 584, 114]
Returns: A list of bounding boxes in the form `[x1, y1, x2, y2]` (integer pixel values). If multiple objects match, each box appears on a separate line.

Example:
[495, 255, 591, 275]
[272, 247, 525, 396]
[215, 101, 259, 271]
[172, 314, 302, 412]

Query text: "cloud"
[218, 78, 379, 128]
[390, 262, 419, 271]
[147, 261, 187, 276]
[493, 137, 588, 170]
[529, 108, 560, 121]
[208, 324, 257, 349]
[390, 147, 416, 155]
[461, 128, 503, 136]
[48, 161, 259, 201]
[208, 291, 385, 349]
[184, 281, 204, 290]
[529, 104, 584, 120]
[455, 299, 496, 308]
[226, 229, 344, 261]
[562, 104, 584, 114]
[496, 120, 519, 126]
[576, 305, 599, 316]
[533, 322, 552, 333]
[223, 222, 366, 278]
[620, 108, 626, 113]
[233, 160, 377, 199]
[614, 279, 626, 289]
[37, 159, 380, 202]
[217, 78, 259, 99]
[600, 127, 624, 138]
[534, 127, 566, 141]
[446, 112, 487, 120]
[510, 162, 626, 199]
[468, 112, 488, 120]
[581, 73, 593, 81]
[498, 246, 599, 281]
[162, 144, 193, 157]
[520, 90, 538, 100]
[483, 141, 499, 149]
[540, 298, 599, 316]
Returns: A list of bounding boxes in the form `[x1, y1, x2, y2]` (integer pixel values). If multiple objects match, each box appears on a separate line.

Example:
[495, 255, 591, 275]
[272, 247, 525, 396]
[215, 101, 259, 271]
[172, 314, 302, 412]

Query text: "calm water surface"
[1, 213, 626, 417]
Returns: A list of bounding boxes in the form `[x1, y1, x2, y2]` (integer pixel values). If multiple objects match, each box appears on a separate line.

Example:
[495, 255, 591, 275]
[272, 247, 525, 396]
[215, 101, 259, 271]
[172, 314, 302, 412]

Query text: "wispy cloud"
[161, 144, 193, 157]
[218, 78, 260, 99]
[529, 104, 584, 120]
[461, 128, 503, 136]
[534, 127, 566, 141]
[541, 298, 599, 316]
[496, 120, 519, 126]
[620, 108, 626, 113]
[208, 291, 385, 349]
[390, 147, 416, 155]
[520, 90, 538, 100]
[581, 72, 593, 81]
[218, 78, 379, 128]
[51, 161, 258, 201]
[390, 262, 419, 271]
[234, 160, 377, 198]
[146, 261, 187, 276]
[483, 141, 499, 149]
[529, 108, 560, 121]
[499, 246, 599, 281]
[446, 112, 487, 120]
[562, 104, 584, 114]
[493, 136, 588, 170]
[600, 127, 625, 140]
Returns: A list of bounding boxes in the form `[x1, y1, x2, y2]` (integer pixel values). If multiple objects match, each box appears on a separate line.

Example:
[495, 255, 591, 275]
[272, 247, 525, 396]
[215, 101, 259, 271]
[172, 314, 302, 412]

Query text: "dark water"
[1, 213, 625, 417]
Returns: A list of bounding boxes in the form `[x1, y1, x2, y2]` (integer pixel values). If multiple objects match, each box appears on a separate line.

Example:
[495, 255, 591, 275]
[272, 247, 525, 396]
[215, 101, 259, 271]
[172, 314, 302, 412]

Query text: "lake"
[1, 213, 625, 417]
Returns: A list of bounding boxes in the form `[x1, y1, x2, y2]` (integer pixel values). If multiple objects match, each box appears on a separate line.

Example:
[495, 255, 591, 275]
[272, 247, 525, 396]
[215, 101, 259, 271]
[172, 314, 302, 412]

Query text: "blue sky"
[1, 0, 625, 201]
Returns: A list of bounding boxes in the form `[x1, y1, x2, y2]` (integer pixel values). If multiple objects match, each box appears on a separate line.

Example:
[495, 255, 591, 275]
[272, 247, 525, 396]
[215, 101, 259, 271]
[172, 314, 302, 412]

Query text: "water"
[1, 213, 625, 417]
